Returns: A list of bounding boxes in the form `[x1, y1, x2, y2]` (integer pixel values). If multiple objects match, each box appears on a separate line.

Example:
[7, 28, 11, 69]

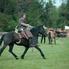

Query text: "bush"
[0, 12, 18, 32]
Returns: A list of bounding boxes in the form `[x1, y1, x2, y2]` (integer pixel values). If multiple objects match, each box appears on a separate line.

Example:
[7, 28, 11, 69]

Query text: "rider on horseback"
[19, 13, 35, 47]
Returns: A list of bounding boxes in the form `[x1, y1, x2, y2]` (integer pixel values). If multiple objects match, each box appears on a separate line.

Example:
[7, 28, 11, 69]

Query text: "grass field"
[0, 37, 69, 69]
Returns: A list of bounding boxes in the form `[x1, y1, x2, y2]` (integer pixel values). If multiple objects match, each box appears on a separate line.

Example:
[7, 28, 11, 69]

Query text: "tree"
[26, 0, 44, 26]
[66, 0, 69, 26]
[0, 0, 18, 31]
[43, 0, 57, 28]
[57, 1, 67, 29]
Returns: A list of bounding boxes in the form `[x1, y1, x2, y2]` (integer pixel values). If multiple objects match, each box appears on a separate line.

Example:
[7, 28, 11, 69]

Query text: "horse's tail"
[49, 32, 51, 41]
[0, 34, 5, 46]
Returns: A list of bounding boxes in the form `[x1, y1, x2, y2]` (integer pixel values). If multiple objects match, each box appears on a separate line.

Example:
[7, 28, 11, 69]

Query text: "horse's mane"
[30, 25, 43, 32]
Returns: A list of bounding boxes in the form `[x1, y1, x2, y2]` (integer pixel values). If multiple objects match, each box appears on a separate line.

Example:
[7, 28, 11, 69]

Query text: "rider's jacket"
[19, 17, 27, 29]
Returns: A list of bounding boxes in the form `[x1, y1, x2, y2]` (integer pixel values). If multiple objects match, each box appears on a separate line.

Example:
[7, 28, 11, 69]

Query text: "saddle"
[15, 26, 33, 39]
[15, 27, 24, 38]
[50, 30, 56, 35]
[19, 33, 23, 38]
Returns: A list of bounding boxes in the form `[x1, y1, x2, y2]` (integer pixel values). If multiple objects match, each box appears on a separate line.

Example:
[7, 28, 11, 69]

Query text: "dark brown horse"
[0, 25, 47, 59]
[47, 31, 57, 44]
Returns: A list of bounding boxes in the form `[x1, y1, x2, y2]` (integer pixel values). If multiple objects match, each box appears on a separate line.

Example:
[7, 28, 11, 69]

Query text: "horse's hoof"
[21, 56, 24, 59]
[43, 57, 46, 59]
[21, 57, 24, 59]
[16, 57, 19, 60]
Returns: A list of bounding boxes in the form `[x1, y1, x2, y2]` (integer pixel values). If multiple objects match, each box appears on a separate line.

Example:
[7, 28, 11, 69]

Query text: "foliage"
[26, 0, 44, 26]
[57, 3, 67, 29]
[0, 0, 69, 31]
[66, 0, 69, 26]
[0, 0, 18, 31]
[0, 12, 17, 31]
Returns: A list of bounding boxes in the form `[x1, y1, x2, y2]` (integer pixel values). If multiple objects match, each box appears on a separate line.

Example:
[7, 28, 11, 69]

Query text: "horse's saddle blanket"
[19, 33, 23, 38]
[15, 28, 33, 38]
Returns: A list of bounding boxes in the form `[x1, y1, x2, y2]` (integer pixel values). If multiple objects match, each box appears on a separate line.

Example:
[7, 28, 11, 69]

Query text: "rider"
[19, 13, 35, 47]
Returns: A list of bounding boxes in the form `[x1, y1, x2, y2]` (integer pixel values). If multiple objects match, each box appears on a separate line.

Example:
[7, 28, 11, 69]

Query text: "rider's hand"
[27, 24, 29, 27]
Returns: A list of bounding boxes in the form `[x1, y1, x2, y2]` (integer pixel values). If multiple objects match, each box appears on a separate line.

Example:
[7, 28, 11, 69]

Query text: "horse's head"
[38, 25, 47, 37]
[30, 25, 47, 37]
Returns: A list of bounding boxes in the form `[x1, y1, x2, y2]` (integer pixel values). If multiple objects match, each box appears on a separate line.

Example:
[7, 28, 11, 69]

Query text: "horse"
[0, 25, 47, 59]
[55, 31, 61, 37]
[47, 31, 57, 44]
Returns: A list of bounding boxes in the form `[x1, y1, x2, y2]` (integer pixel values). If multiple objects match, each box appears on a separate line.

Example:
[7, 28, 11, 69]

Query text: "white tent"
[65, 26, 69, 30]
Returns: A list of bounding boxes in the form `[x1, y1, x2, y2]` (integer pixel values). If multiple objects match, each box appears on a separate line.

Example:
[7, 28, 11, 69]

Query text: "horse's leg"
[51, 39, 53, 44]
[49, 37, 50, 44]
[54, 38, 56, 44]
[35, 46, 46, 59]
[0, 44, 7, 56]
[49, 38, 51, 44]
[21, 47, 29, 59]
[41, 36, 43, 43]
[9, 44, 18, 59]
[0, 38, 12, 56]
[44, 36, 45, 43]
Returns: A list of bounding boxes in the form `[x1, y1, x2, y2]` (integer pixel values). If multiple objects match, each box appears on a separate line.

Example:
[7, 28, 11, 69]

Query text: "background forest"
[0, 0, 69, 32]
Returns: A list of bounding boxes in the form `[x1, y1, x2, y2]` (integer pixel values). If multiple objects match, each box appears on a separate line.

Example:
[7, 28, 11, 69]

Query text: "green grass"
[0, 37, 69, 69]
